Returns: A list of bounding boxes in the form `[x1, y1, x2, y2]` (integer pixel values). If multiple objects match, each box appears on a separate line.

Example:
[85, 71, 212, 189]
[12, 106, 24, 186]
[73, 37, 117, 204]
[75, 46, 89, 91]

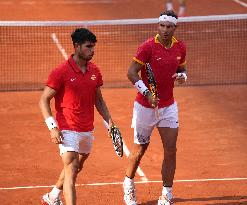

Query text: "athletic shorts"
[131, 101, 179, 144]
[59, 130, 94, 156]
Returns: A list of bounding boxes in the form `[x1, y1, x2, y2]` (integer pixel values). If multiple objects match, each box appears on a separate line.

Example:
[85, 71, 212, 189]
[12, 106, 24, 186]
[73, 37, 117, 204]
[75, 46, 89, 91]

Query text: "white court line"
[1, 177, 247, 190]
[51, 34, 148, 181]
[51, 33, 68, 60]
[233, 0, 247, 7]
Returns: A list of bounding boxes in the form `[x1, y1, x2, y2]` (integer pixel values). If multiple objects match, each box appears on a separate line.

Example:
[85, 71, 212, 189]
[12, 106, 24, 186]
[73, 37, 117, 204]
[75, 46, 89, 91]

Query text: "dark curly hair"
[71, 28, 97, 45]
[160, 10, 178, 19]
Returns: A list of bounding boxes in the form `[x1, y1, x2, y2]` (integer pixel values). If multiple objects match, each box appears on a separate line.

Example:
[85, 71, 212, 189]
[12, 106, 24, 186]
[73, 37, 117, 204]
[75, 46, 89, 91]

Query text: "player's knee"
[65, 162, 79, 177]
[129, 152, 142, 163]
[130, 147, 146, 161]
[77, 154, 89, 173]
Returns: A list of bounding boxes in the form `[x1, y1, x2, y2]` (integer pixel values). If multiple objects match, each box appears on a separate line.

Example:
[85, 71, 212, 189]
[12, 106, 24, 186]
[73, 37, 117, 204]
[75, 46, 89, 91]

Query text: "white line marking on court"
[51, 33, 68, 60]
[233, 0, 247, 7]
[1, 177, 247, 190]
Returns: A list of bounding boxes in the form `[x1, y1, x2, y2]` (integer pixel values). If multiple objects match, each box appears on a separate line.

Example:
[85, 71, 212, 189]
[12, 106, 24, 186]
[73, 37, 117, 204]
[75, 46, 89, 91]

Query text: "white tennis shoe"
[123, 182, 137, 205]
[157, 192, 174, 205]
[41, 193, 63, 205]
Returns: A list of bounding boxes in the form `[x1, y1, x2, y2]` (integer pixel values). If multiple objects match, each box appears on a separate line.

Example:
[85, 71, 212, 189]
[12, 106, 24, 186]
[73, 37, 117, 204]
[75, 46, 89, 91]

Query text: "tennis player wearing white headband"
[123, 10, 187, 205]
[158, 14, 178, 25]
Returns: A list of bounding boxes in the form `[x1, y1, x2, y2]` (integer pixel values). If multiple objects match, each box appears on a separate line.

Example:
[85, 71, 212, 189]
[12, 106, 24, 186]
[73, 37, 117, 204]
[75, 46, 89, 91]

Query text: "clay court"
[0, 0, 247, 204]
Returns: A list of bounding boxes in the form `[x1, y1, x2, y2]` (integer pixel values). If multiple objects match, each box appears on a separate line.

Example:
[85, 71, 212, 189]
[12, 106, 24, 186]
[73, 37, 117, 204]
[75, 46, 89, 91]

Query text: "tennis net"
[0, 14, 246, 91]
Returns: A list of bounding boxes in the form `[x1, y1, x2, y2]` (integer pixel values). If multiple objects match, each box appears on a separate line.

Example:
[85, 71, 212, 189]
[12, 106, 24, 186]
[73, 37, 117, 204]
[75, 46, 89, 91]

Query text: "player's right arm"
[127, 60, 143, 84]
[127, 60, 158, 108]
[39, 86, 63, 144]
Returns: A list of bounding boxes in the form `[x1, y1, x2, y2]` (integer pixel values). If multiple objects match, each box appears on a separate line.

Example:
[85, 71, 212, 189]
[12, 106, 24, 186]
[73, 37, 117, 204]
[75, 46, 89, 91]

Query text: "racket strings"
[110, 126, 123, 157]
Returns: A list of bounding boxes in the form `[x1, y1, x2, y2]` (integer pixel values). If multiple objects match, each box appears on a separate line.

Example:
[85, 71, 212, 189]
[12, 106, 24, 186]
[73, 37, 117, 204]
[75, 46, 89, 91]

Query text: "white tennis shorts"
[59, 130, 94, 155]
[131, 101, 179, 144]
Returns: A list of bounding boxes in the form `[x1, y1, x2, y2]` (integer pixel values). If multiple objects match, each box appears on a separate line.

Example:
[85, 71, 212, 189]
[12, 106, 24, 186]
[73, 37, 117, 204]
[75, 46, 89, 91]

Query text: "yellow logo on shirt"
[91, 75, 96, 80]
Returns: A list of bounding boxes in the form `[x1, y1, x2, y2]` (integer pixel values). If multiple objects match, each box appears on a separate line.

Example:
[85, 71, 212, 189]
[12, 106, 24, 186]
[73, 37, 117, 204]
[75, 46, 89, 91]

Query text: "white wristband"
[177, 73, 188, 81]
[45, 116, 57, 130]
[134, 80, 149, 96]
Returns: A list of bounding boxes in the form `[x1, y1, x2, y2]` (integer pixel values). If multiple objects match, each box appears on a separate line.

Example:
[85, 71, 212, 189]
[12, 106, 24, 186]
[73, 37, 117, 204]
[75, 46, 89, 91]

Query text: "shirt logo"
[177, 56, 181, 60]
[156, 57, 162, 61]
[70, 78, 76, 82]
[91, 75, 96, 80]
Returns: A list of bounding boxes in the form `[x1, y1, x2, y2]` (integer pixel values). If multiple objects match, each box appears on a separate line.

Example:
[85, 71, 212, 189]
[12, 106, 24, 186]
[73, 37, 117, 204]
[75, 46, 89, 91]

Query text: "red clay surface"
[0, 1, 247, 205]
[0, 0, 247, 20]
[0, 86, 247, 205]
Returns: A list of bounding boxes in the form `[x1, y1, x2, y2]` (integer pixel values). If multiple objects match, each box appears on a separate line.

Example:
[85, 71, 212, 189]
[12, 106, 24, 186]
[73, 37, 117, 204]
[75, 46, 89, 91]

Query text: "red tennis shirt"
[133, 34, 186, 108]
[46, 55, 103, 132]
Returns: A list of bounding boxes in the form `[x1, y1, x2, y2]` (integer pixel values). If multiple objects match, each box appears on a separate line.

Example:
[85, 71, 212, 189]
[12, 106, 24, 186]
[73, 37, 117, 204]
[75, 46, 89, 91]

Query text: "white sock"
[124, 176, 134, 187]
[162, 186, 172, 196]
[49, 186, 62, 200]
[166, 2, 173, 11]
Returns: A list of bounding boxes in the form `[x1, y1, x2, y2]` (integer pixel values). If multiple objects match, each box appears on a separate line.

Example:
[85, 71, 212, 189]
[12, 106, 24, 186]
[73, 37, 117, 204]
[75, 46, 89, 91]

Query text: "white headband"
[158, 15, 178, 25]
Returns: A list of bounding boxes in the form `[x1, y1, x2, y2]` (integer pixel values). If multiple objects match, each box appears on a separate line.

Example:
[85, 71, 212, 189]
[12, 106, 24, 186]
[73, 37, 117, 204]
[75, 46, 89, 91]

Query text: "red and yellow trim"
[133, 57, 145, 65]
[155, 34, 178, 48]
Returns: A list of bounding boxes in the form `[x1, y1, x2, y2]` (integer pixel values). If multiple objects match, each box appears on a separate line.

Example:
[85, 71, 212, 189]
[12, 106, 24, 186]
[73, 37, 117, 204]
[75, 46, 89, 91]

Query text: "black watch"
[143, 89, 150, 97]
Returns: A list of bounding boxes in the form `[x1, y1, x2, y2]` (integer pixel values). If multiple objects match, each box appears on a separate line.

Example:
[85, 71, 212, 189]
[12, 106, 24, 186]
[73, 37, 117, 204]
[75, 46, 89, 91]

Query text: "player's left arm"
[95, 87, 114, 127]
[172, 42, 187, 84]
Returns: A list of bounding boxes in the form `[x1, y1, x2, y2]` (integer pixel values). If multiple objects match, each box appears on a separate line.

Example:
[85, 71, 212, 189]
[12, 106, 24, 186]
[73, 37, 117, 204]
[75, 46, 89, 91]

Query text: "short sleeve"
[94, 66, 103, 87]
[97, 71, 103, 87]
[46, 67, 64, 91]
[134, 41, 152, 65]
[179, 41, 187, 67]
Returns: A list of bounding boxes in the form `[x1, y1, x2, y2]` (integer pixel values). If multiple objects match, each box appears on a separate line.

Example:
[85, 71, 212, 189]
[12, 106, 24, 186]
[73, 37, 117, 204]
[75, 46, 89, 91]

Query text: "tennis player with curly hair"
[123, 10, 187, 205]
[39, 28, 115, 205]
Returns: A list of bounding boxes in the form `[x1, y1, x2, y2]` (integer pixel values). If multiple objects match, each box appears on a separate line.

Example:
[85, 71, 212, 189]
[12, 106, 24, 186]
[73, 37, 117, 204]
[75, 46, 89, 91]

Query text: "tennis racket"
[146, 63, 159, 119]
[103, 120, 123, 157]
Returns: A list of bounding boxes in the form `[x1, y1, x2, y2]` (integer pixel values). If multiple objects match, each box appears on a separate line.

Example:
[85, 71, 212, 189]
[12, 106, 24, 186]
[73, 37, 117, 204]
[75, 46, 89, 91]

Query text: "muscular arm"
[39, 86, 57, 119]
[95, 87, 113, 125]
[127, 60, 143, 84]
[39, 86, 62, 144]
[127, 60, 158, 107]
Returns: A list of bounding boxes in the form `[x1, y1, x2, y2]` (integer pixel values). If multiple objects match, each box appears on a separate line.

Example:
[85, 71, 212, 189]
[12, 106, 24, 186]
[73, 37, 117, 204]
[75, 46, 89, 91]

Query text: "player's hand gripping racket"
[103, 120, 123, 157]
[146, 63, 159, 119]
